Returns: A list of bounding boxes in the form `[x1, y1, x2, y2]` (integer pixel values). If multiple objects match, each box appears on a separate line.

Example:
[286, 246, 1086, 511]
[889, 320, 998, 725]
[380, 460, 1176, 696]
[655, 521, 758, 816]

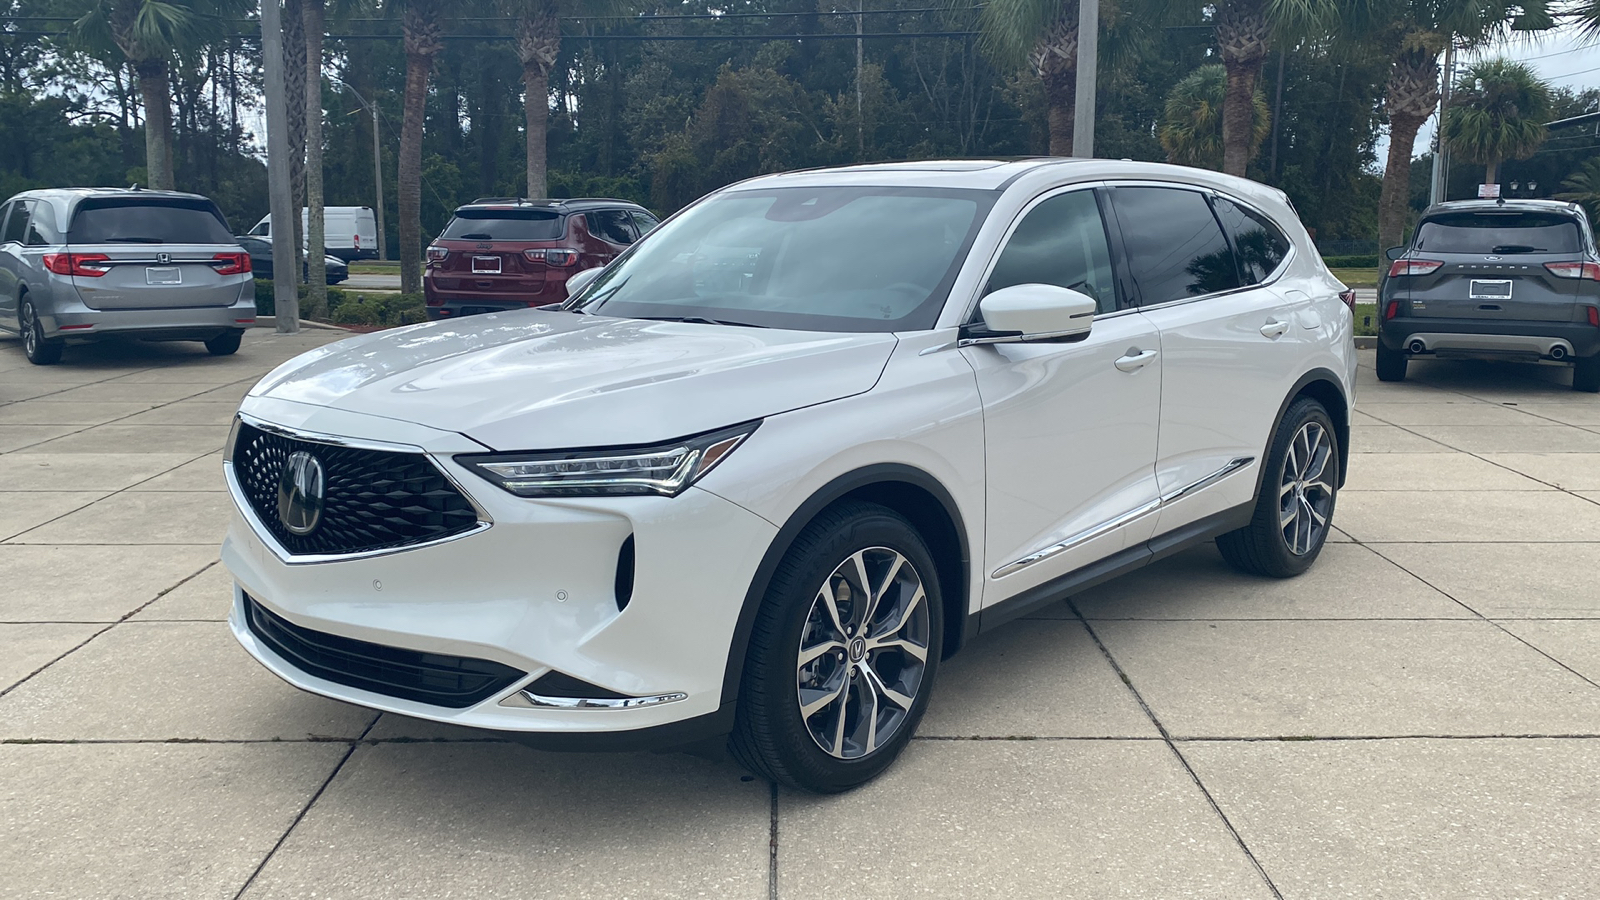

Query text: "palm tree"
[508, 0, 559, 198]
[1556, 157, 1600, 224]
[71, 0, 210, 189]
[1442, 58, 1552, 186]
[304, 0, 327, 314]
[398, 0, 443, 294]
[283, 0, 307, 281]
[1160, 64, 1268, 170]
[1365, 0, 1553, 250]
[1209, 0, 1333, 177]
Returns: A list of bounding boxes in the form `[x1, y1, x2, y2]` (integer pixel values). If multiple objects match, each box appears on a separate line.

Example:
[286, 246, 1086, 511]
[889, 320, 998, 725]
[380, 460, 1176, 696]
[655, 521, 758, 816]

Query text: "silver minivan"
[0, 187, 258, 365]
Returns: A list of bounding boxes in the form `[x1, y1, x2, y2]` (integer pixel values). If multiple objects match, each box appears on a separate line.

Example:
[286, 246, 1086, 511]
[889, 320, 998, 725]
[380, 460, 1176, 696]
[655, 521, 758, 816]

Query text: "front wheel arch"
[719, 464, 971, 711]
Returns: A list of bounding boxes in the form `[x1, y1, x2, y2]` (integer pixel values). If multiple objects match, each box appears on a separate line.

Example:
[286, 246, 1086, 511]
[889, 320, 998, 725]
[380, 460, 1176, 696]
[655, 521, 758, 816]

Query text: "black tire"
[729, 500, 943, 793]
[1217, 397, 1340, 578]
[20, 298, 64, 366]
[1375, 341, 1407, 382]
[204, 330, 243, 356]
[1573, 356, 1600, 393]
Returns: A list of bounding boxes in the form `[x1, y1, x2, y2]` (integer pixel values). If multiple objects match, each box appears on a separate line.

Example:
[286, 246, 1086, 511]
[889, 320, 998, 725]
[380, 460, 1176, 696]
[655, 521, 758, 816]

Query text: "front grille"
[245, 595, 525, 708]
[231, 421, 480, 557]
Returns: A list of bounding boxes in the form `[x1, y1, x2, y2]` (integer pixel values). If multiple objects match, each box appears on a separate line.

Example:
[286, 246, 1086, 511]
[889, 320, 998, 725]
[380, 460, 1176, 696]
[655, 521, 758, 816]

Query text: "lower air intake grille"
[245, 596, 525, 708]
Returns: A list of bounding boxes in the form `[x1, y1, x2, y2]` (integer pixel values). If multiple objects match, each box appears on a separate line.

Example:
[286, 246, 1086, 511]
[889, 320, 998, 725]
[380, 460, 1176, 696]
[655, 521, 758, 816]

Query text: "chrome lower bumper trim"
[500, 690, 689, 711]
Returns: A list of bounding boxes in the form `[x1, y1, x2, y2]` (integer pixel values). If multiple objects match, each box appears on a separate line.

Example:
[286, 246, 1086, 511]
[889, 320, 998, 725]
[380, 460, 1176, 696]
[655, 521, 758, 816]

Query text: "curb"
[1354, 336, 1376, 349]
[252, 316, 350, 332]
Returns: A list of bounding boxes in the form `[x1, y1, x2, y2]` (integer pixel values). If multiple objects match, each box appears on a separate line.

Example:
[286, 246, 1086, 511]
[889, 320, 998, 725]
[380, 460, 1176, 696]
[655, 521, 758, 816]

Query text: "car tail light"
[1385, 300, 1399, 320]
[1543, 261, 1600, 281]
[426, 246, 448, 262]
[212, 252, 251, 275]
[1589, 306, 1600, 327]
[1338, 289, 1357, 311]
[354, 234, 361, 249]
[530, 249, 579, 267]
[41, 253, 109, 277]
[1387, 259, 1443, 277]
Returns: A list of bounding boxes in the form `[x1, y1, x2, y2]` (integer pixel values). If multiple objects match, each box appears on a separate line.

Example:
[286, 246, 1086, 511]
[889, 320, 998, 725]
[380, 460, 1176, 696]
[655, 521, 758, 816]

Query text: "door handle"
[1260, 319, 1290, 339]
[1114, 349, 1158, 372]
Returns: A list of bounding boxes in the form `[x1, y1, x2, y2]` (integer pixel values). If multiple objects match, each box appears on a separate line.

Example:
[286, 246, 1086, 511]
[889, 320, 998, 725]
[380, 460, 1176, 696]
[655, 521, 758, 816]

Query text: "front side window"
[573, 186, 994, 333]
[3, 201, 30, 245]
[1213, 197, 1290, 284]
[69, 198, 234, 244]
[440, 209, 564, 241]
[984, 190, 1118, 314]
[1109, 186, 1241, 304]
[1414, 212, 1583, 255]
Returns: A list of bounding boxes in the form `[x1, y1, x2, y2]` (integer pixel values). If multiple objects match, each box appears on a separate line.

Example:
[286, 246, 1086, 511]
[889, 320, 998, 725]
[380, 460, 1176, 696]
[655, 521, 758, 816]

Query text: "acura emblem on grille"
[277, 451, 326, 535]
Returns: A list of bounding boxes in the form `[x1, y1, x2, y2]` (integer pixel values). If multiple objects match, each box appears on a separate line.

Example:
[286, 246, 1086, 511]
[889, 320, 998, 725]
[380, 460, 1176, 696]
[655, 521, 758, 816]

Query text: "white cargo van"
[250, 207, 379, 261]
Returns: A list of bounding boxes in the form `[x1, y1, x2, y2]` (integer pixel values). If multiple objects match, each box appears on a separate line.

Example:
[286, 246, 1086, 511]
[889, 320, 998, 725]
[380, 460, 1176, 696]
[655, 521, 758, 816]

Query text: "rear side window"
[440, 209, 564, 241]
[1213, 197, 1290, 284]
[69, 198, 234, 244]
[1414, 212, 1583, 255]
[2, 202, 29, 244]
[630, 210, 660, 236]
[1109, 187, 1241, 304]
[588, 210, 638, 245]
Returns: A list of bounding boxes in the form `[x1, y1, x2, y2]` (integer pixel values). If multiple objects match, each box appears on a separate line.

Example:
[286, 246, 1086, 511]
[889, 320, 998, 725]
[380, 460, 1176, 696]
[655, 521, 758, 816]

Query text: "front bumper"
[223, 406, 777, 743]
[1379, 315, 1600, 360]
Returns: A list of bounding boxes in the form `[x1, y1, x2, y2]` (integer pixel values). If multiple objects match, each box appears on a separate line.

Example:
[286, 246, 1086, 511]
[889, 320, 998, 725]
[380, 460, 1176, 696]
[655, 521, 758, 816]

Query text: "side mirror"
[970, 283, 1097, 343]
[1385, 246, 1405, 261]
[564, 266, 604, 298]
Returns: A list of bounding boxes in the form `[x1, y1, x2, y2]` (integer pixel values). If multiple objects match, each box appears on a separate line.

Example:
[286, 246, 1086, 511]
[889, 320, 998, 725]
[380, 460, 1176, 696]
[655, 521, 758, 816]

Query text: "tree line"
[4, 0, 1600, 297]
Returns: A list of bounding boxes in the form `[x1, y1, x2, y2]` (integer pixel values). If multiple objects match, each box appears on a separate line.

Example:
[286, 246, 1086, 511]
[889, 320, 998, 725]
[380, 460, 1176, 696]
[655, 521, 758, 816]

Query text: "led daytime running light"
[458, 423, 757, 498]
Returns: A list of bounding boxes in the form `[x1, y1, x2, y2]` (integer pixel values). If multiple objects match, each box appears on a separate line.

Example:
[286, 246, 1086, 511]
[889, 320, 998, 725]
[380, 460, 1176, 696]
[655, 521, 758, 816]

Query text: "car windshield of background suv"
[571, 186, 994, 333]
[1414, 213, 1584, 254]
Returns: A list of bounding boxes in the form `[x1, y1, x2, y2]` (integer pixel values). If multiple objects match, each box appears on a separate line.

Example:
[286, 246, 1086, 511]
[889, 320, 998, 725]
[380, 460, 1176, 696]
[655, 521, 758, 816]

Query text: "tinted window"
[3, 202, 30, 244]
[1213, 197, 1289, 284]
[1110, 187, 1241, 304]
[440, 209, 563, 241]
[69, 198, 234, 244]
[631, 210, 660, 236]
[588, 210, 637, 245]
[25, 201, 54, 246]
[985, 190, 1118, 314]
[1414, 212, 1583, 254]
[574, 186, 993, 333]
[238, 236, 271, 255]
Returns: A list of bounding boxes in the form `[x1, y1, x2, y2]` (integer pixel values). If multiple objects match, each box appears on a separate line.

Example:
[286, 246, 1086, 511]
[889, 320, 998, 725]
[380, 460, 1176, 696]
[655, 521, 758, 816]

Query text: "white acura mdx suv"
[224, 159, 1356, 792]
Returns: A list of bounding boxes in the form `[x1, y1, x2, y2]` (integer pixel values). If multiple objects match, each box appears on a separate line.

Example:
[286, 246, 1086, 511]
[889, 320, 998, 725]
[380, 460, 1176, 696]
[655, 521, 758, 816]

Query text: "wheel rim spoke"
[1279, 421, 1337, 557]
[867, 635, 928, 663]
[799, 675, 848, 720]
[798, 639, 845, 668]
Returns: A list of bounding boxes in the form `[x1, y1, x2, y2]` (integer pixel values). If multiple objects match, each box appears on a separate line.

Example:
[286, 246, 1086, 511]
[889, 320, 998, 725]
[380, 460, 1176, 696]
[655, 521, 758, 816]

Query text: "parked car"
[236, 235, 348, 285]
[0, 187, 256, 364]
[224, 159, 1356, 792]
[422, 197, 659, 318]
[249, 207, 379, 261]
[1378, 199, 1600, 392]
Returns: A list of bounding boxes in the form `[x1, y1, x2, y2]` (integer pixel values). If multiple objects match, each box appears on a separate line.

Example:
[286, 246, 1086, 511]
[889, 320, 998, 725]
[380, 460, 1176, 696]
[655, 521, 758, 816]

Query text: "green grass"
[349, 261, 400, 275]
[1327, 266, 1378, 288]
[1353, 302, 1377, 337]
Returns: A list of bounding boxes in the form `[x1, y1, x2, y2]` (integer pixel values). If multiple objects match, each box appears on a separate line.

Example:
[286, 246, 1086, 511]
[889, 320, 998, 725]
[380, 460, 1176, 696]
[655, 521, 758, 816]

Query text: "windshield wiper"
[1490, 244, 1545, 253]
[632, 315, 769, 329]
[102, 237, 164, 243]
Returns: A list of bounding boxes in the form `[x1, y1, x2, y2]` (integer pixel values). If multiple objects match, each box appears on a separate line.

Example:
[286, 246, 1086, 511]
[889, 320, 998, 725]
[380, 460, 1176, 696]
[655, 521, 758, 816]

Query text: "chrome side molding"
[991, 456, 1255, 579]
[500, 689, 688, 711]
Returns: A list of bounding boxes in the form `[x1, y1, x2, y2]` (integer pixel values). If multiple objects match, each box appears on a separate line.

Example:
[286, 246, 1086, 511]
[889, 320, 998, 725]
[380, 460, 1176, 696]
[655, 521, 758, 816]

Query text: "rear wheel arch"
[719, 464, 972, 710]
[1255, 369, 1350, 496]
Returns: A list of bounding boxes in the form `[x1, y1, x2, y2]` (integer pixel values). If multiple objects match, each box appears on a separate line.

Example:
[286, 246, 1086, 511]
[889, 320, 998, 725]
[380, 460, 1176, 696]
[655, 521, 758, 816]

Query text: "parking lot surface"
[3, 331, 1598, 899]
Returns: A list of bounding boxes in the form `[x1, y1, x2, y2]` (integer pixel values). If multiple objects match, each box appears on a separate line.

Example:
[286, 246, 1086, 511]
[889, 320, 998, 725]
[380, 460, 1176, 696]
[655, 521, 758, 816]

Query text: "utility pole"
[1072, 0, 1098, 158]
[261, 0, 300, 332]
[331, 76, 387, 261]
[1429, 42, 1455, 206]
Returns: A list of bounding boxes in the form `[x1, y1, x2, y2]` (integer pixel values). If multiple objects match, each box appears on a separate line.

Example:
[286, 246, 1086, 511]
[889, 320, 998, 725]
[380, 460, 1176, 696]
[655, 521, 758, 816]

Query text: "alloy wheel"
[1279, 421, 1335, 555]
[22, 303, 36, 357]
[796, 546, 931, 760]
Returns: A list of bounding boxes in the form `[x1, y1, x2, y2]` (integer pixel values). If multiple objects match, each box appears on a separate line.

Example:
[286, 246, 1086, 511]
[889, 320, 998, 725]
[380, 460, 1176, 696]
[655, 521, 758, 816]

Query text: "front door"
[962, 188, 1163, 606]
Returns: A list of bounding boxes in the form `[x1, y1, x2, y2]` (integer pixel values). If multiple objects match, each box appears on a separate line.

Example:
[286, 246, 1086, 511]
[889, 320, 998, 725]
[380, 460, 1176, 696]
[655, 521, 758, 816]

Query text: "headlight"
[456, 422, 758, 498]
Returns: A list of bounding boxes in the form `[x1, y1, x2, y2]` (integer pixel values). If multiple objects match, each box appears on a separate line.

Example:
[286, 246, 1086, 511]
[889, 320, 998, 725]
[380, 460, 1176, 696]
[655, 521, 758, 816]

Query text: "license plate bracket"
[471, 256, 502, 275]
[145, 267, 181, 285]
[1469, 279, 1512, 300]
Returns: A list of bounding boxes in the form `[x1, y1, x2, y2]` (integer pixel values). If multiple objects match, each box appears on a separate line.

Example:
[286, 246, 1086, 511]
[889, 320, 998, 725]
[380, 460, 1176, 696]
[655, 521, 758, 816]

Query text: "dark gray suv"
[0, 188, 257, 365]
[1378, 199, 1600, 392]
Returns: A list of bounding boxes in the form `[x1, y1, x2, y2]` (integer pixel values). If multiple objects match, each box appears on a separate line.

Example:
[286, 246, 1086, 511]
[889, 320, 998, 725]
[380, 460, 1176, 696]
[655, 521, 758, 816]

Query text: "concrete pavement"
[3, 330, 1599, 899]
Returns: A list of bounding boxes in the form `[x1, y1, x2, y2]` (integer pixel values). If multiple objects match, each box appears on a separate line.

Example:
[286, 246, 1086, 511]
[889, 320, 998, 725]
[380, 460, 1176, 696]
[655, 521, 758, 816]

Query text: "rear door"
[433, 207, 564, 297]
[1403, 210, 1588, 323]
[66, 197, 248, 310]
[0, 201, 21, 319]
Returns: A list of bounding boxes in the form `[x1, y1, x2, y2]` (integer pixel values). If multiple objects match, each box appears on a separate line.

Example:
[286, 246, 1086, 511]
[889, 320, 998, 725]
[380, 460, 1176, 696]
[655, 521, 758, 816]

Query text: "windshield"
[1415, 212, 1584, 255]
[441, 209, 564, 241]
[69, 199, 234, 244]
[571, 186, 994, 332]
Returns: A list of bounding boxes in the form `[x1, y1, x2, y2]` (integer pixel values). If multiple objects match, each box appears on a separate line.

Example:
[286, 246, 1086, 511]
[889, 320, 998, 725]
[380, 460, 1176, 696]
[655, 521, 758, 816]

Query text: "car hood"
[247, 311, 898, 450]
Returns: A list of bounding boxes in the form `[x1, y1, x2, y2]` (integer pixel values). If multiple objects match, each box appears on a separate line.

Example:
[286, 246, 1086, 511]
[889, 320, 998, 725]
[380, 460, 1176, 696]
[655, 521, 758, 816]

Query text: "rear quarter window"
[69, 198, 234, 245]
[1414, 212, 1583, 255]
[441, 210, 564, 241]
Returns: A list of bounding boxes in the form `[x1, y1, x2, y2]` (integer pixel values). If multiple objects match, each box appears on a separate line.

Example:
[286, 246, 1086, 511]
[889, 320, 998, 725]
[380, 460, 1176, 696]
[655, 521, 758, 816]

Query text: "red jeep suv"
[423, 198, 659, 319]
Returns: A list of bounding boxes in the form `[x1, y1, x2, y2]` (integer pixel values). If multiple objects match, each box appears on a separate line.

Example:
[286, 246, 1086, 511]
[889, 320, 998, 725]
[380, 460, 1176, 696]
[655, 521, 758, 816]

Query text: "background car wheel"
[20, 298, 64, 366]
[1572, 356, 1600, 393]
[730, 500, 943, 793]
[204, 330, 243, 356]
[1217, 397, 1339, 578]
[1375, 342, 1407, 382]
